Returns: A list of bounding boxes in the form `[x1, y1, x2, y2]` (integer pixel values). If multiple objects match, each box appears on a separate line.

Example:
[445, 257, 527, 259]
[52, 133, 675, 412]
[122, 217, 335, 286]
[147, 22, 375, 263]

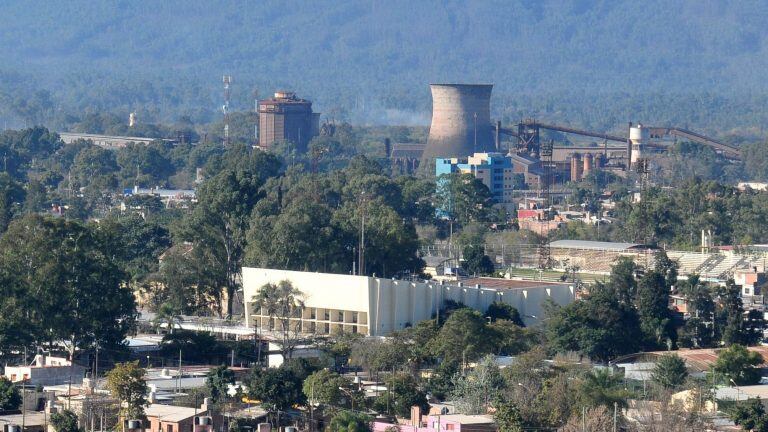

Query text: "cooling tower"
[422, 84, 494, 161]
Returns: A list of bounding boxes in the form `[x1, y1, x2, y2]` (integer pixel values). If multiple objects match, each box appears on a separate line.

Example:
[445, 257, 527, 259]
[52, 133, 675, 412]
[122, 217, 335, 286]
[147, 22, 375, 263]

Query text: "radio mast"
[222, 75, 232, 146]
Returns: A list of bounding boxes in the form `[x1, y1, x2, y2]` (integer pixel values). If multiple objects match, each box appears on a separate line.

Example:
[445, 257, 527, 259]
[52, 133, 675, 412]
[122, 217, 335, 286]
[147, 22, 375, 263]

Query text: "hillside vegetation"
[1, 0, 768, 135]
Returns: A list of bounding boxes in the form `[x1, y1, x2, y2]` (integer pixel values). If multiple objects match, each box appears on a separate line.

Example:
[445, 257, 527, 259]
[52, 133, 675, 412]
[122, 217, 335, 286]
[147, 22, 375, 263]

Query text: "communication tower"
[253, 88, 259, 142]
[222, 75, 232, 146]
[537, 139, 554, 270]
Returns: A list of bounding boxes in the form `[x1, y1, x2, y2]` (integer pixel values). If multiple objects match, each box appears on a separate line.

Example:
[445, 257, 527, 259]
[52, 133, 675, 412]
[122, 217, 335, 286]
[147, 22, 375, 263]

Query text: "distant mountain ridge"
[1, 0, 767, 129]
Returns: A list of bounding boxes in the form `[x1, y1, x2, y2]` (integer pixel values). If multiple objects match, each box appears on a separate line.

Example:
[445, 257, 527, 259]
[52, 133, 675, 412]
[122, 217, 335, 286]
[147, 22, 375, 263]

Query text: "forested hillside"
[2, 0, 768, 134]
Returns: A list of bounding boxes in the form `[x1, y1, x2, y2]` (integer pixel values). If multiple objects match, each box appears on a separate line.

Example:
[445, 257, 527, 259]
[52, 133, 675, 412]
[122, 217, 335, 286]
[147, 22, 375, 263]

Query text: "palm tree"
[153, 302, 182, 334]
[251, 280, 305, 359]
[577, 369, 631, 410]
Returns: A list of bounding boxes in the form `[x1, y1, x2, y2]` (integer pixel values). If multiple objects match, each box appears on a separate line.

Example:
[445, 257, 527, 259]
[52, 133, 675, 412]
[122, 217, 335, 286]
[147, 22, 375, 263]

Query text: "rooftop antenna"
[222, 75, 232, 146]
[253, 88, 259, 143]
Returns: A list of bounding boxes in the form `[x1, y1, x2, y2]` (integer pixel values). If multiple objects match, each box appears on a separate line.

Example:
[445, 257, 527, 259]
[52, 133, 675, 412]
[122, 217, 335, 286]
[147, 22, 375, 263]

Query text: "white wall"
[243, 267, 575, 336]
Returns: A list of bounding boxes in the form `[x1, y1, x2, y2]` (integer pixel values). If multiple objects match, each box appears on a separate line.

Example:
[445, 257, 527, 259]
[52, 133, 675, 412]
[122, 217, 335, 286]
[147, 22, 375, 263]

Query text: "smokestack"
[423, 84, 494, 162]
[495, 120, 501, 151]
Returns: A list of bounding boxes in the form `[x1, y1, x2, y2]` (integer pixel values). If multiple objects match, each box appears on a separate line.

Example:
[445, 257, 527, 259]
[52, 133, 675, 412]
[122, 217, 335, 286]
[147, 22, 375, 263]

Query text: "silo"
[583, 153, 594, 177]
[629, 124, 650, 166]
[570, 154, 582, 182]
[422, 84, 494, 162]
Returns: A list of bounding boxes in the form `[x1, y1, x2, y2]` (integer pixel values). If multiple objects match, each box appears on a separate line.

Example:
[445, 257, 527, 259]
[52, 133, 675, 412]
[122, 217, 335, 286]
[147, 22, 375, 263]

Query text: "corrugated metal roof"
[549, 239, 653, 252]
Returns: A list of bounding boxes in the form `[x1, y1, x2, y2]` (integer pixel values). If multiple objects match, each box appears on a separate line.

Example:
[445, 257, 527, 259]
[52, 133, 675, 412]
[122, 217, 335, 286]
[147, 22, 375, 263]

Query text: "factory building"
[257, 91, 319, 152]
[422, 84, 494, 162]
[436, 152, 519, 203]
[242, 268, 575, 337]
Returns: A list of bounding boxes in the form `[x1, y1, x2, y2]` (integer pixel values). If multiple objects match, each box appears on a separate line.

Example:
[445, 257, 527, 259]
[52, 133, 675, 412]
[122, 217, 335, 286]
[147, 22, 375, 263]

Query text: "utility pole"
[177, 349, 182, 394]
[473, 112, 478, 153]
[613, 401, 617, 432]
[358, 193, 367, 276]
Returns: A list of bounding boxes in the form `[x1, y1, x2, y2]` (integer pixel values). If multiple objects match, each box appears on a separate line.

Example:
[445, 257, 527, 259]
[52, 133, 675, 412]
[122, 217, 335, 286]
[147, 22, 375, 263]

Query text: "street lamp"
[730, 378, 743, 402]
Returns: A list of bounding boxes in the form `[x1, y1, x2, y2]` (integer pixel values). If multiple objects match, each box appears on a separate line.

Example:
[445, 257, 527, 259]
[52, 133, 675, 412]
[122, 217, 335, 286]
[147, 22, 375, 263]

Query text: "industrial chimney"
[422, 84, 494, 162]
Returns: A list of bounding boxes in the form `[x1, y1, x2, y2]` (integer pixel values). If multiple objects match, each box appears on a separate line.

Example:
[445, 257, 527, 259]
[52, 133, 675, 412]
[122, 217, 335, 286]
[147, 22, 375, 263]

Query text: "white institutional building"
[243, 268, 575, 337]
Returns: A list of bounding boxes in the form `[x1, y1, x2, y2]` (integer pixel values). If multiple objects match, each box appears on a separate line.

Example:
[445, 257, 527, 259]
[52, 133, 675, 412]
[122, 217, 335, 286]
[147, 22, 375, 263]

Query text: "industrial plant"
[414, 82, 743, 191]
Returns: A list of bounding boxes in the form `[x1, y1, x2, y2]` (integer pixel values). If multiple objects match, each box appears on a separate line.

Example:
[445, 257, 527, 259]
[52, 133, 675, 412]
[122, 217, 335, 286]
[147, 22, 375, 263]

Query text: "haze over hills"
[1, 0, 768, 132]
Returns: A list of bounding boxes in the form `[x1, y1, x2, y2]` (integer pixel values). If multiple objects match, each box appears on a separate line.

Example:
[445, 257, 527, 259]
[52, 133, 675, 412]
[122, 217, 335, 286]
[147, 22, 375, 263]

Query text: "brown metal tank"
[422, 84, 494, 162]
[570, 154, 582, 182]
[583, 153, 593, 177]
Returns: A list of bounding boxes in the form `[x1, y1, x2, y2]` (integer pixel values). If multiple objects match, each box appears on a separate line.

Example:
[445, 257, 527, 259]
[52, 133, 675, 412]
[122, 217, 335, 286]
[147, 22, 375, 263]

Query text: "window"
[166, 424, 173, 432]
[338, 311, 344, 322]
[323, 310, 330, 320]
[310, 308, 316, 319]
[352, 312, 358, 323]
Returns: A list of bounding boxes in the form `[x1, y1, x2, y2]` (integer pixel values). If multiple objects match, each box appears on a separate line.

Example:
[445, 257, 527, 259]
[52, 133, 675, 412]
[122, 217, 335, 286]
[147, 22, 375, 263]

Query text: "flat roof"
[438, 414, 495, 424]
[145, 404, 201, 422]
[549, 239, 655, 252]
[460, 277, 566, 290]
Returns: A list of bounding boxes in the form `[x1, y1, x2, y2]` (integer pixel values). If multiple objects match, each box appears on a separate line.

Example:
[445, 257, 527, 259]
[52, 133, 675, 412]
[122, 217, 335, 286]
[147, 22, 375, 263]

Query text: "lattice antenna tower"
[253, 88, 259, 143]
[222, 75, 232, 146]
[537, 139, 554, 270]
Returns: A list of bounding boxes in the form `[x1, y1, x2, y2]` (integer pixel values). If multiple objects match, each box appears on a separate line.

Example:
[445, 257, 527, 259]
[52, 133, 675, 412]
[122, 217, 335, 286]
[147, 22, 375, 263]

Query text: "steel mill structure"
[257, 91, 319, 152]
[422, 84, 494, 162]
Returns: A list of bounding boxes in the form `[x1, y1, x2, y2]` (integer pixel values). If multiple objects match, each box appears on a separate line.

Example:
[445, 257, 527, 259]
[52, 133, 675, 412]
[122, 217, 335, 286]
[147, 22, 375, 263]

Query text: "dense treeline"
[3, 1, 768, 136]
[557, 175, 768, 249]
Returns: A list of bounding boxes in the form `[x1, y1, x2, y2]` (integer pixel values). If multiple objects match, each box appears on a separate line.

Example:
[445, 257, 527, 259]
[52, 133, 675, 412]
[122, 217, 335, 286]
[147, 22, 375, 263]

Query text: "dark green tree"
[730, 398, 768, 432]
[435, 172, 494, 226]
[636, 270, 675, 349]
[493, 400, 524, 432]
[607, 257, 637, 304]
[576, 369, 631, 409]
[95, 214, 171, 283]
[461, 244, 495, 276]
[718, 280, 747, 346]
[432, 308, 495, 367]
[50, 409, 82, 432]
[327, 410, 372, 432]
[714, 344, 763, 385]
[0, 215, 136, 355]
[0, 173, 23, 232]
[180, 155, 279, 316]
[486, 302, 524, 326]
[0, 377, 21, 410]
[206, 366, 235, 404]
[302, 369, 347, 407]
[106, 362, 148, 421]
[374, 373, 429, 419]
[651, 354, 689, 390]
[546, 289, 642, 362]
[245, 365, 305, 413]
[680, 276, 716, 348]
[743, 309, 766, 346]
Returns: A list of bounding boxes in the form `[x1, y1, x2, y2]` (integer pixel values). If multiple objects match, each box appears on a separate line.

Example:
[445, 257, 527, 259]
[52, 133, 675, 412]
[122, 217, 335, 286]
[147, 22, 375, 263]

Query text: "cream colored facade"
[243, 268, 575, 337]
